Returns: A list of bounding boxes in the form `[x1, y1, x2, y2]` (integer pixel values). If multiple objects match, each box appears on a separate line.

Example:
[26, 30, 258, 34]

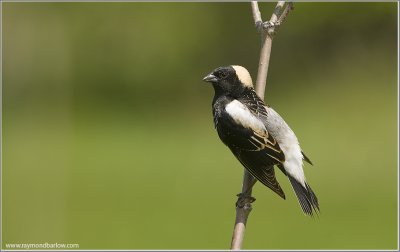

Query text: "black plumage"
[203, 65, 319, 216]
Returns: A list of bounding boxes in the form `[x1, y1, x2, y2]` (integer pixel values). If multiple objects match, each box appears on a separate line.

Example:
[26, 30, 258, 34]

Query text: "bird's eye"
[219, 71, 228, 78]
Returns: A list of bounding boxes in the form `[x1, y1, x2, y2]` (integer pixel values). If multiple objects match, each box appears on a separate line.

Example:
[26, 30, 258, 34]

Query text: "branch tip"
[277, 2, 294, 25]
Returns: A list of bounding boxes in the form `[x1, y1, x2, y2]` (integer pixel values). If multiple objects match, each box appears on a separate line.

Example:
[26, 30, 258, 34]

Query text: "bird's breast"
[213, 108, 257, 150]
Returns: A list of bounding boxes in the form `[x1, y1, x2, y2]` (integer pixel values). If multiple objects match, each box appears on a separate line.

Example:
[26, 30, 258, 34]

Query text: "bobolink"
[203, 65, 319, 216]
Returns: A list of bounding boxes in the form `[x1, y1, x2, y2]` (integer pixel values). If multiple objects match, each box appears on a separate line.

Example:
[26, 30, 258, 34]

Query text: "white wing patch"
[225, 100, 265, 132]
[232, 65, 253, 87]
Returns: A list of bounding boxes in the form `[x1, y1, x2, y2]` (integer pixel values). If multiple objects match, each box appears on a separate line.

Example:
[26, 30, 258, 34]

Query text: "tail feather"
[306, 183, 319, 211]
[288, 176, 319, 216]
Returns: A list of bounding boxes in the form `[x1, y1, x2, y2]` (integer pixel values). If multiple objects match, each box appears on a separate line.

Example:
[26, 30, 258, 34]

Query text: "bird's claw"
[236, 193, 256, 208]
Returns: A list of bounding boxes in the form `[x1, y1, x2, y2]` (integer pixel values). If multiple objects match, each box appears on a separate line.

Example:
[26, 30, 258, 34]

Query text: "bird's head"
[203, 65, 253, 96]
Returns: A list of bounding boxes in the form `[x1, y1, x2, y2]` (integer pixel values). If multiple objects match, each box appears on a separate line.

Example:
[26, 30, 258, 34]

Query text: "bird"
[202, 65, 319, 216]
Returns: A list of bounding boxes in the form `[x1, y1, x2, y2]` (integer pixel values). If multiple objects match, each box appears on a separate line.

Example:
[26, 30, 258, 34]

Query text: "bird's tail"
[288, 176, 319, 216]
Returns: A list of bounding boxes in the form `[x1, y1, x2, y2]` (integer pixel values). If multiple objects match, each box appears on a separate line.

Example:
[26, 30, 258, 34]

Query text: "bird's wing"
[248, 129, 285, 164]
[238, 90, 269, 118]
[222, 98, 286, 199]
[224, 99, 285, 164]
[231, 147, 286, 199]
[302, 151, 313, 165]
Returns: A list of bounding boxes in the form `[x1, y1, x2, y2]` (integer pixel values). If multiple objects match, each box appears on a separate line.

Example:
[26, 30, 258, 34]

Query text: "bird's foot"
[236, 193, 256, 208]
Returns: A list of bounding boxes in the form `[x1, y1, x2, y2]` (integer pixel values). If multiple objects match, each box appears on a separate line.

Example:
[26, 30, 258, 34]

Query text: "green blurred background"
[2, 2, 398, 250]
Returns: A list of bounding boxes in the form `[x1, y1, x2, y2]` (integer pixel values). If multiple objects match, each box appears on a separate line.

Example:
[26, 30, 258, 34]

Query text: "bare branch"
[269, 1, 285, 28]
[230, 1, 294, 250]
[277, 2, 294, 26]
[251, 1, 263, 31]
[255, 1, 285, 95]
[230, 171, 256, 250]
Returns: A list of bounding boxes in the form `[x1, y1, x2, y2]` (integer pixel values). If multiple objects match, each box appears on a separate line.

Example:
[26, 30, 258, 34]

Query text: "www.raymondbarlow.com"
[5, 242, 79, 249]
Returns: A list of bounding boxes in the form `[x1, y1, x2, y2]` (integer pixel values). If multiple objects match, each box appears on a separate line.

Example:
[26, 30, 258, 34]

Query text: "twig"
[255, 1, 284, 95]
[251, 1, 262, 31]
[277, 2, 294, 25]
[230, 171, 256, 250]
[230, 1, 293, 250]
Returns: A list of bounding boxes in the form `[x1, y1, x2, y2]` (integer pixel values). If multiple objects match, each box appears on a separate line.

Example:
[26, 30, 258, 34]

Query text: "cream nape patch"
[232, 65, 253, 87]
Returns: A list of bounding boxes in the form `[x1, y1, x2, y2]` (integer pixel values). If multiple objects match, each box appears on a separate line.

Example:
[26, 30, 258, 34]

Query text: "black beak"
[202, 73, 218, 83]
